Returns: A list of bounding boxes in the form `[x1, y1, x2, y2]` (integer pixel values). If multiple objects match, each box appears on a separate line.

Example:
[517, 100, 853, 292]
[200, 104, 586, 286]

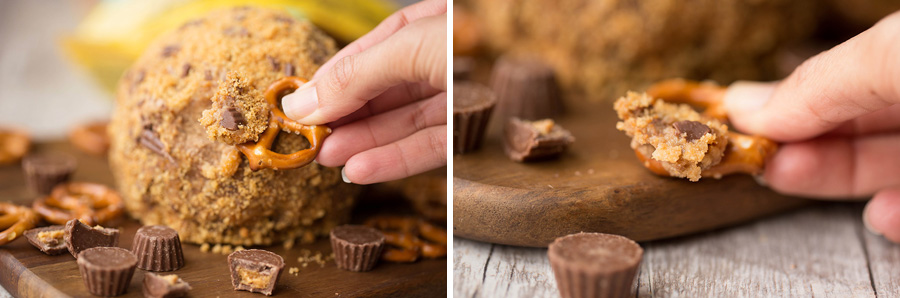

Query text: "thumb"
[863, 186, 900, 243]
[282, 15, 446, 125]
[724, 12, 900, 142]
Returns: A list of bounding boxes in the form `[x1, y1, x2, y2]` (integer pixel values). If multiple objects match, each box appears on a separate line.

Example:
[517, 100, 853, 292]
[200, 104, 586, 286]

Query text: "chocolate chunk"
[273, 15, 294, 24]
[221, 106, 246, 131]
[266, 56, 280, 71]
[21, 153, 76, 195]
[283, 63, 295, 77]
[133, 225, 185, 271]
[504, 118, 574, 162]
[65, 219, 119, 259]
[330, 225, 384, 272]
[453, 82, 497, 154]
[204, 70, 214, 81]
[548, 232, 643, 298]
[143, 273, 191, 298]
[161, 45, 180, 58]
[672, 120, 711, 141]
[139, 125, 176, 163]
[24, 225, 68, 255]
[228, 249, 285, 296]
[77, 247, 137, 297]
[491, 55, 564, 121]
[224, 26, 250, 37]
[181, 63, 191, 78]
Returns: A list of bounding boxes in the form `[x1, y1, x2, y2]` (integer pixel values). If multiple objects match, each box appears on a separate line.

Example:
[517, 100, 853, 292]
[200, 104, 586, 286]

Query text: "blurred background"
[0, 0, 417, 140]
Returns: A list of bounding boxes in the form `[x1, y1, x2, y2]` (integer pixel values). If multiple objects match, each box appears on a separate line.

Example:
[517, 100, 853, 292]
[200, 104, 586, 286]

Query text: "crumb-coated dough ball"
[615, 92, 728, 181]
[199, 71, 269, 145]
[109, 7, 358, 246]
[466, 0, 818, 100]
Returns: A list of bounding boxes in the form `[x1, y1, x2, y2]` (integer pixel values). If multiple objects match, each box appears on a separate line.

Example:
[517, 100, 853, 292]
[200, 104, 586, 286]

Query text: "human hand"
[281, 0, 447, 185]
[723, 12, 900, 241]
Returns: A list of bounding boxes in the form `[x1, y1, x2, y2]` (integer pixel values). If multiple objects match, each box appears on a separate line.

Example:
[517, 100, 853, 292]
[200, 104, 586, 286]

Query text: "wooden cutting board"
[0, 142, 446, 297]
[452, 97, 812, 248]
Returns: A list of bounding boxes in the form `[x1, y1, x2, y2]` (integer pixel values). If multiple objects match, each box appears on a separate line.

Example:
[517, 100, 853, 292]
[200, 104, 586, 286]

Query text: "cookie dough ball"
[109, 7, 357, 246]
[466, 0, 817, 100]
[199, 71, 269, 145]
[615, 92, 728, 181]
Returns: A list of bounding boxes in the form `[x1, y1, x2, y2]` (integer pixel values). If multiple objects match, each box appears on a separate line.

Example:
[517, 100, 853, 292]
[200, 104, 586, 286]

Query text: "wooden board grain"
[453, 96, 812, 247]
[0, 142, 446, 298]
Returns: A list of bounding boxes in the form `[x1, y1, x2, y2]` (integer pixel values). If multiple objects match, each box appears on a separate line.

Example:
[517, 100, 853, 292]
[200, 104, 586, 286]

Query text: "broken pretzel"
[0, 202, 39, 246]
[236, 76, 331, 170]
[364, 216, 447, 263]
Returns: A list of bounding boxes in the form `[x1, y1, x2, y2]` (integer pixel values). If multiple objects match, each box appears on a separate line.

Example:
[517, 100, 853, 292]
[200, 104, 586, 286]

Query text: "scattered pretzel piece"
[0, 128, 30, 165]
[0, 202, 39, 246]
[236, 77, 331, 171]
[69, 121, 110, 155]
[364, 216, 447, 263]
[32, 182, 124, 226]
[634, 79, 778, 179]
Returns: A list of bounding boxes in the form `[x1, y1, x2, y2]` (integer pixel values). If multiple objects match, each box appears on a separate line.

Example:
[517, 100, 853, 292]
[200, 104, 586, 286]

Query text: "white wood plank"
[863, 225, 900, 298]
[454, 237, 494, 297]
[478, 244, 559, 297]
[640, 204, 875, 297]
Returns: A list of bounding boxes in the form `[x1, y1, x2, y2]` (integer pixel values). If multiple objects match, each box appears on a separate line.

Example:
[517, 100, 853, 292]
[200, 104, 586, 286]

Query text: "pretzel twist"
[0, 203, 39, 246]
[32, 182, 124, 226]
[236, 77, 331, 171]
[642, 79, 778, 178]
[0, 128, 30, 165]
[69, 121, 110, 156]
[365, 216, 447, 262]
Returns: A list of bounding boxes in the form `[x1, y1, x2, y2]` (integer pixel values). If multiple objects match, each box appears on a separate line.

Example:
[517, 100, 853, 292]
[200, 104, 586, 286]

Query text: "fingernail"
[341, 167, 352, 184]
[863, 203, 883, 236]
[753, 174, 768, 187]
[282, 80, 318, 120]
[723, 81, 777, 113]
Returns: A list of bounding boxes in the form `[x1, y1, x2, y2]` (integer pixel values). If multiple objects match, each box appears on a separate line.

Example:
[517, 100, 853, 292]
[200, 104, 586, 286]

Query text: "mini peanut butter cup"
[24, 225, 67, 255]
[504, 118, 575, 162]
[228, 249, 284, 296]
[22, 153, 76, 195]
[132, 225, 185, 271]
[65, 219, 120, 259]
[330, 225, 385, 272]
[143, 273, 191, 298]
[548, 232, 643, 298]
[453, 82, 497, 154]
[77, 247, 138, 297]
[491, 55, 564, 121]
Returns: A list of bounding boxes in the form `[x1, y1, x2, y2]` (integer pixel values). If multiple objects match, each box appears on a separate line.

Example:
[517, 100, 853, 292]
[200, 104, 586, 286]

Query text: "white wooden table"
[455, 202, 900, 297]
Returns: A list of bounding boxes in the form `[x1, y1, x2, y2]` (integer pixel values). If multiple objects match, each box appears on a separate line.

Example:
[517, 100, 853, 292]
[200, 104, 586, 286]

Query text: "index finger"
[724, 12, 900, 142]
[314, 0, 447, 79]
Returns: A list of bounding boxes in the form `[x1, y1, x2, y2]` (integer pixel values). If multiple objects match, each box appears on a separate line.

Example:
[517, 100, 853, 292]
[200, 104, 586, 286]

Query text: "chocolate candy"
[228, 249, 285, 296]
[453, 82, 497, 154]
[24, 225, 67, 255]
[65, 219, 119, 259]
[22, 153, 76, 195]
[672, 120, 712, 141]
[548, 232, 643, 298]
[133, 225, 185, 271]
[504, 118, 575, 162]
[330, 225, 385, 272]
[77, 247, 138, 296]
[143, 273, 191, 298]
[221, 105, 247, 131]
[491, 55, 564, 121]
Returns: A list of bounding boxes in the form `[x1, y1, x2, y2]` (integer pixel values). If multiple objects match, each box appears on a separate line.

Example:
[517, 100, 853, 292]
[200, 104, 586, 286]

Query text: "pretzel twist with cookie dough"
[0, 202, 39, 246]
[642, 78, 778, 178]
[236, 76, 332, 171]
[32, 182, 124, 226]
[364, 215, 447, 262]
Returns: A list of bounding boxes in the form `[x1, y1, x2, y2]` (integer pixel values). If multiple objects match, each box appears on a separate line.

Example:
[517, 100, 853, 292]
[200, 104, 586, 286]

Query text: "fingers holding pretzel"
[32, 182, 124, 226]
[615, 79, 778, 181]
[0, 202, 39, 246]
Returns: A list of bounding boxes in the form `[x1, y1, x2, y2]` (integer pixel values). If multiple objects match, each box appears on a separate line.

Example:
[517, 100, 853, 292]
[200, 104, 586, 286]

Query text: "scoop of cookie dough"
[614, 92, 728, 181]
[199, 71, 269, 145]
